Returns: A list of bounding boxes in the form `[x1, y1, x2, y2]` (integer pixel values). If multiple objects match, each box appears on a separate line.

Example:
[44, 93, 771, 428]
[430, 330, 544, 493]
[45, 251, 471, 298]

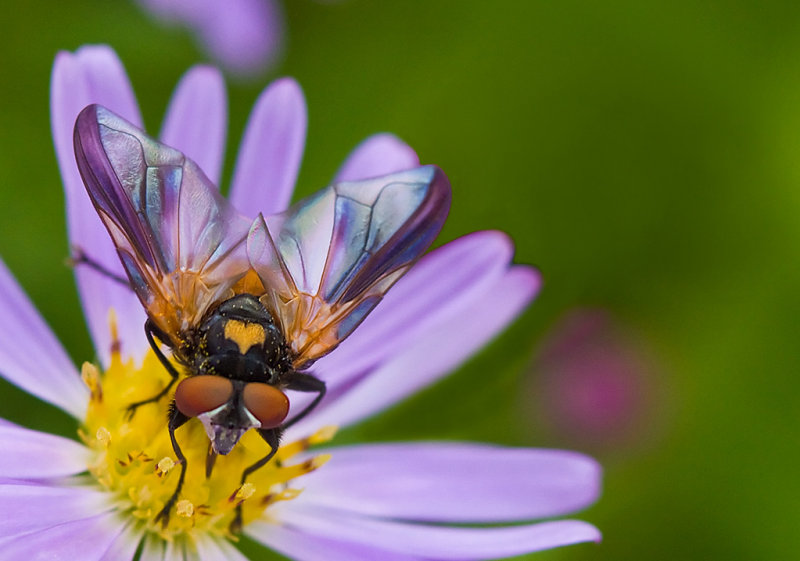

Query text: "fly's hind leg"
[126, 319, 181, 419]
[229, 427, 282, 534]
[68, 246, 130, 287]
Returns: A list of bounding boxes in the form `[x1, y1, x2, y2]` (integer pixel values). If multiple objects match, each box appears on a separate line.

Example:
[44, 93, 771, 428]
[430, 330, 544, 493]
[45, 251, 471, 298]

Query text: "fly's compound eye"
[174, 376, 234, 418]
[242, 383, 290, 429]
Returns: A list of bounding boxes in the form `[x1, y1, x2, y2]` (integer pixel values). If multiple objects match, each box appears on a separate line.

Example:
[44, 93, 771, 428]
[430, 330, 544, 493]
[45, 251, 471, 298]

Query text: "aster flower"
[0, 44, 601, 559]
[531, 308, 662, 451]
[134, 0, 284, 77]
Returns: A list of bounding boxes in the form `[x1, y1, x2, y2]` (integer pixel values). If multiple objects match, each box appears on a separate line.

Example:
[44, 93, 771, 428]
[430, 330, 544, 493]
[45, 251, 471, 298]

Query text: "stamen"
[309, 425, 338, 444]
[96, 427, 111, 447]
[277, 425, 337, 459]
[235, 483, 256, 501]
[81, 362, 102, 402]
[306, 453, 332, 471]
[275, 488, 302, 502]
[108, 309, 121, 357]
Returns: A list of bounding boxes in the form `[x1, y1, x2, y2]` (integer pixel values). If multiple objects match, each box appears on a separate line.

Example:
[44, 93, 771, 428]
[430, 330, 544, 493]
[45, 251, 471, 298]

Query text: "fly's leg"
[229, 427, 282, 534]
[228, 375, 325, 532]
[126, 319, 181, 419]
[283, 372, 326, 428]
[68, 247, 130, 287]
[228, 375, 325, 533]
[154, 404, 190, 528]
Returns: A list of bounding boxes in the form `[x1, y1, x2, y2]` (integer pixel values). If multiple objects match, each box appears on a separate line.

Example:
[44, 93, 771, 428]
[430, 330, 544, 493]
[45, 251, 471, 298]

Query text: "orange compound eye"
[174, 376, 234, 418]
[242, 383, 290, 429]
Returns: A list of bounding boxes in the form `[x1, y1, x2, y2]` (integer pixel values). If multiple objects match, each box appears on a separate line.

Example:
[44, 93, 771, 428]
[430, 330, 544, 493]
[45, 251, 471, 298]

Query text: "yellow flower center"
[79, 332, 334, 543]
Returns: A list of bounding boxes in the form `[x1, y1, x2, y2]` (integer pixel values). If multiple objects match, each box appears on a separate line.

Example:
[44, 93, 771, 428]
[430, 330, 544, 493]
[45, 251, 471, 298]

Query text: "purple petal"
[50, 45, 149, 366]
[0, 481, 112, 538]
[291, 266, 541, 435]
[334, 133, 419, 182]
[276, 503, 600, 559]
[140, 534, 243, 561]
[0, 260, 87, 418]
[98, 523, 141, 561]
[0, 511, 128, 560]
[229, 78, 306, 216]
[160, 65, 227, 186]
[247, 521, 420, 561]
[0, 420, 90, 478]
[193, 536, 250, 561]
[312, 231, 515, 387]
[295, 442, 600, 523]
[165, 541, 187, 561]
[139, 535, 166, 561]
[196, 0, 284, 76]
[137, 0, 284, 77]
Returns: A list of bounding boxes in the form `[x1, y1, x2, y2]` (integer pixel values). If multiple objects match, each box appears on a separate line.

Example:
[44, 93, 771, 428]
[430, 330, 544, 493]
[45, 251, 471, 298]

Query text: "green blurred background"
[1, 1, 798, 559]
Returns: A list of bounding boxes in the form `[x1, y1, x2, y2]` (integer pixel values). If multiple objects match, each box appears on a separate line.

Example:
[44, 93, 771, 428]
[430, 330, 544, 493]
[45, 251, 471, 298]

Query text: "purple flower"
[531, 309, 661, 451]
[134, 0, 284, 77]
[0, 44, 601, 559]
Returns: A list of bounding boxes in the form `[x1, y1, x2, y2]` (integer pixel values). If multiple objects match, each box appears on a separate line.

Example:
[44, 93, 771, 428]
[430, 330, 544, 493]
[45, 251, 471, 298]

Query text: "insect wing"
[248, 165, 451, 367]
[74, 104, 252, 339]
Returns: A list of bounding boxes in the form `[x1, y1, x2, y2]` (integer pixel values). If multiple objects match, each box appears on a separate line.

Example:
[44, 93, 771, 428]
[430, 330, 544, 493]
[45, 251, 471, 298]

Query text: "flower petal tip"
[509, 264, 544, 302]
[259, 77, 306, 113]
[335, 133, 421, 182]
[183, 64, 226, 85]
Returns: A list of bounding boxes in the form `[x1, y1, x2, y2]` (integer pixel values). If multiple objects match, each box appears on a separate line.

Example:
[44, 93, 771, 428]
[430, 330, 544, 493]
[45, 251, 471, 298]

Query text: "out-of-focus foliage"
[0, 1, 798, 559]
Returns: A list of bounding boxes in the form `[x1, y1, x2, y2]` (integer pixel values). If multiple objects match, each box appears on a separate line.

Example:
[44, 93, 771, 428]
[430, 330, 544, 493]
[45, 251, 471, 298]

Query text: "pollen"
[176, 500, 194, 518]
[80, 334, 335, 543]
[95, 427, 112, 447]
[156, 457, 175, 475]
[235, 482, 256, 501]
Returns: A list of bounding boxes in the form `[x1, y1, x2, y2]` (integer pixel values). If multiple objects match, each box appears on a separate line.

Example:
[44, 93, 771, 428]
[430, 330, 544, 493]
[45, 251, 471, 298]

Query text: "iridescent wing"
[248, 165, 451, 368]
[73, 104, 252, 342]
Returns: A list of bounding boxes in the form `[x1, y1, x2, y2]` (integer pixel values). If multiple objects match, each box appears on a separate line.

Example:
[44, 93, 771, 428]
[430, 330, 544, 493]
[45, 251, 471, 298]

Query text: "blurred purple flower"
[532, 309, 661, 451]
[0, 45, 602, 559]
[135, 0, 284, 77]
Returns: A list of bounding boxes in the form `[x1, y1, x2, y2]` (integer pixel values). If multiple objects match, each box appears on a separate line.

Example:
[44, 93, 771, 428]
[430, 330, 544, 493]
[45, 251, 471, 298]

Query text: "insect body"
[174, 293, 295, 455]
[73, 104, 451, 529]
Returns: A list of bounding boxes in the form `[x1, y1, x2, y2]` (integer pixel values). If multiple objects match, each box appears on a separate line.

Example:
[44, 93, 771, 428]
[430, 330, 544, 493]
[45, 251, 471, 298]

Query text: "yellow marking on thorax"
[224, 320, 266, 354]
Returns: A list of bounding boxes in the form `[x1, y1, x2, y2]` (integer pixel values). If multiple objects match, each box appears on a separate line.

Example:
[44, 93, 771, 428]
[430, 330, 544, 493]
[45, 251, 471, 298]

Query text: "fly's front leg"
[229, 427, 282, 534]
[126, 319, 181, 419]
[155, 404, 190, 528]
[283, 372, 326, 428]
